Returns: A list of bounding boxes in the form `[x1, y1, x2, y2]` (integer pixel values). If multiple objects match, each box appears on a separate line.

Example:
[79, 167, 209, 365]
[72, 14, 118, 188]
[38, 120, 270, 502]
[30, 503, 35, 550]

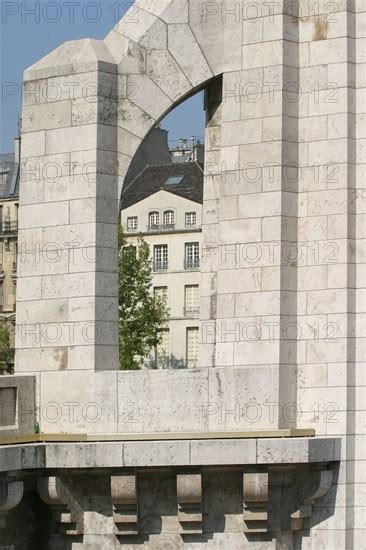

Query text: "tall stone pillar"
[295, 2, 364, 547]
[15, 40, 119, 374]
[201, 6, 300, 427]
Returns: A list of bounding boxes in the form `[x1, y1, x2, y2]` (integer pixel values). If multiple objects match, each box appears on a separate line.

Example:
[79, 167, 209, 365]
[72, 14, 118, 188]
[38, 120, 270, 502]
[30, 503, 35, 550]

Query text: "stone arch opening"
[119, 85, 208, 370]
[17, 0, 298, 431]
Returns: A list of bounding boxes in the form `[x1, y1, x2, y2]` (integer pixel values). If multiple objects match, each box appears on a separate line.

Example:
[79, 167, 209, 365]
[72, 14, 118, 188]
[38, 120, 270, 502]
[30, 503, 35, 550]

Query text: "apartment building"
[121, 162, 203, 369]
[0, 138, 19, 328]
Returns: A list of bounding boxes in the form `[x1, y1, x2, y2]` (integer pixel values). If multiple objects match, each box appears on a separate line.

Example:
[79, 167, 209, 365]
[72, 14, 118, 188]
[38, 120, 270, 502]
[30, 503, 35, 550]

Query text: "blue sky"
[0, 0, 205, 153]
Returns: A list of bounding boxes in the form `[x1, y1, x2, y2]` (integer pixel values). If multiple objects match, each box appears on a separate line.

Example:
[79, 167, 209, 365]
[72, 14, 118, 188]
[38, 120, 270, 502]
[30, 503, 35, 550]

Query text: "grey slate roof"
[121, 162, 204, 210]
[0, 153, 19, 199]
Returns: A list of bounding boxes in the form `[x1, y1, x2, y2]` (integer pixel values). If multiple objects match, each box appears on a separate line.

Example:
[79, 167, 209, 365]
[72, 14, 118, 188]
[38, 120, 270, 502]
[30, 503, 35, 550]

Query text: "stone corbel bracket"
[0, 480, 24, 529]
[112, 475, 138, 536]
[37, 477, 79, 536]
[290, 468, 334, 531]
[243, 472, 269, 533]
[177, 474, 203, 535]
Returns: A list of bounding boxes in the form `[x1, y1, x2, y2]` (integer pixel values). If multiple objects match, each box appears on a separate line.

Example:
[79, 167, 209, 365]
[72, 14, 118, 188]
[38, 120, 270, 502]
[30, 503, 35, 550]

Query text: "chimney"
[14, 137, 21, 163]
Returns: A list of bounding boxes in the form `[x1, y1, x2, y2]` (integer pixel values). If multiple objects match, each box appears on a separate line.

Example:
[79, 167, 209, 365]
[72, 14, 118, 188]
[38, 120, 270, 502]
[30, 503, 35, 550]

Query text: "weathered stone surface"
[8, 1, 364, 546]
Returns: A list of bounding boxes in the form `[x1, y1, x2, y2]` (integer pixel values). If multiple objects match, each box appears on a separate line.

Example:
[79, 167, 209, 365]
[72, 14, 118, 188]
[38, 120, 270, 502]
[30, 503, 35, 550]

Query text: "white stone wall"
[12, 1, 365, 546]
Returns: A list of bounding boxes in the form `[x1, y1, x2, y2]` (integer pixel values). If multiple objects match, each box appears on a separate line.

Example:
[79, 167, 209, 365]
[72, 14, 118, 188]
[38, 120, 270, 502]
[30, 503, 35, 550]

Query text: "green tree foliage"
[0, 321, 14, 374]
[118, 227, 169, 370]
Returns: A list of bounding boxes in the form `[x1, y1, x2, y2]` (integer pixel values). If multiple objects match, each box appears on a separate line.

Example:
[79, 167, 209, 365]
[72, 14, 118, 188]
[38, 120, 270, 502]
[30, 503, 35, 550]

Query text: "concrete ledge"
[0, 437, 341, 472]
[0, 428, 314, 445]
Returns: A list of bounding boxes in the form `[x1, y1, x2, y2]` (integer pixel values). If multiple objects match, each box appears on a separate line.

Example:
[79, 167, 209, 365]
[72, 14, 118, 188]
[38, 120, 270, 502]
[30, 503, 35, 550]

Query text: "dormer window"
[165, 175, 184, 186]
[149, 211, 160, 228]
[185, 212, 197, 227]
[164, 210, 175, 227]
[127, 216, 138, 231]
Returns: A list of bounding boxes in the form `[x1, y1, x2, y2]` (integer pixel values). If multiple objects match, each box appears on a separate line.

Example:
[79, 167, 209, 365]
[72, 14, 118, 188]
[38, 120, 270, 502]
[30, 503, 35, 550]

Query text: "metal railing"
[184, 259, 200, 270]
[184, 307, 200, 318]
[0, 221, 18, 235]
[147, 224, 176, 233]
[153, 261, 169, 272]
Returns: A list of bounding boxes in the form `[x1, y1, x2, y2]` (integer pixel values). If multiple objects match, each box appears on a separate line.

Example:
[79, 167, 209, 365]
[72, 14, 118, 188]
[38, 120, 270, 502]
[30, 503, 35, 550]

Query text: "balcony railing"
[0, 221, 18, 235]
[184, 259, 200, 270]
[184, 307, 200, 318]
[147, 224, 176, 233]
[153, 261, 169, 272]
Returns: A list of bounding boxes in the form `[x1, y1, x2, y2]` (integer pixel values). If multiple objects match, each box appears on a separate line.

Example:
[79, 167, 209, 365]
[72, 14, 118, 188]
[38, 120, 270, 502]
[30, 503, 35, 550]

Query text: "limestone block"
[45, 125, 109, 155]
[69, 198, 118, 225]
[242, 41, 287, 70]
[21, 131, 46, 158]
[145, 49, 191, 102]
[116, 98, 156, 139]
[124, 441, 189, 467]
[42, 222, 116, 250]
[309, 37, 349, 65]
[117, 369, 209, 433]
[23, 39, 115, 81]
[19, 202, 69, 230]
[168, 24, 213, 86]
[187, 1, 224, 75]
[300, 65, 328, 92]
[139, 0, 189, 23]
[125, 74, 172, 119]
[0, 447, 22, 472]
[17, 250, 69, 277]
[307, 289, 347, 315]
[16, 276, 42, 302]
[234, 341, 280, 366]
[222, 119, 262, 147]
[238, 191, 282, 218]
[20, 151, 71, 184]
[257, 438, 309, 463]
[236, 291, 280, 317]
[16, 300, 68, 324]
[114, 7, 167, 49]
[216, 295, 235, 318]
[243, 15, 263, 45]
[39, 371, 118, 433]
[68, 297, 117, 322]
[191, 440, 256, 465]
[299, 116, 327, 142]
[206, 366, 280, 431]
[217, 268, 261, 294]
[40, 272, 115, 300]
[22, 101, 72, 132]
[306, 338, 347, 363]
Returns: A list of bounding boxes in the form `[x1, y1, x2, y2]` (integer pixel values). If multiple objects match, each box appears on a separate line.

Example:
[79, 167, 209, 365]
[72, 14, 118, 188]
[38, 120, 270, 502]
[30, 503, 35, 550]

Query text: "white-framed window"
[185, 212, 197, 227]
[149, 211, 160, 228]
[164, 210, 175, 227]
[127, 216, 138, 231]
[154, 286, 168, 305]
[186, 327, 199, 368]
[156, 329, 170, 368]
[185, 285, 199, 317]
[153, 244, 168, 271]
[184, 242, 200, 269]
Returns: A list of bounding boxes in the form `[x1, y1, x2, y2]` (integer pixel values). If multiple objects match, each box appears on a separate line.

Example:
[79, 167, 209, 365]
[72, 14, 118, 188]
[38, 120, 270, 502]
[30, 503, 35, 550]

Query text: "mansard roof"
[0, 152, 19, 200]
[121, 162, 204, 210]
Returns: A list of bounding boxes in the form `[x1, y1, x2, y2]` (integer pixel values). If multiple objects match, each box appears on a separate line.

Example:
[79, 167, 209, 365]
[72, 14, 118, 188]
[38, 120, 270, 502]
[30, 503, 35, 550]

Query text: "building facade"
[121, 162, 203, 369]
[0, 138, 20, 355]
